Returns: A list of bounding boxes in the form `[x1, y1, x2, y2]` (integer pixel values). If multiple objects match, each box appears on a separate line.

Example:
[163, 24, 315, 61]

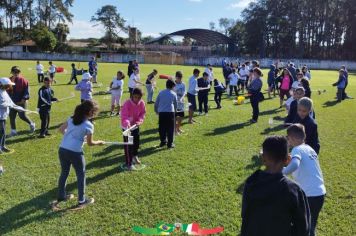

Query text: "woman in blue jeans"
[56, 100, 104, 209]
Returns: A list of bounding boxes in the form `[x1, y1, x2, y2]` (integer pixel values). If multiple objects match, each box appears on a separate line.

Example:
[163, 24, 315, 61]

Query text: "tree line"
[0, 1, 355, 60]
[211, 0, 356, 60]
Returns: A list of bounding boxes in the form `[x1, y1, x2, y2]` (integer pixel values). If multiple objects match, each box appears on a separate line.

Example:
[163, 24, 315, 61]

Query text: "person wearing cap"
[88, 57, 98, 83]
[48, 61, 57, 84]
[37, 77, 58, 138]
[36, 61, 44, 83]
[0, 78, 29, 153]
[75, 72, 93, 103]
[109, 70, 125, 116]
[8, 66, 35, 137]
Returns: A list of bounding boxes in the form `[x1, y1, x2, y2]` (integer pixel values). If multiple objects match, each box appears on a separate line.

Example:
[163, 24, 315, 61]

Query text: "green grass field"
[0, 60, 355, 235]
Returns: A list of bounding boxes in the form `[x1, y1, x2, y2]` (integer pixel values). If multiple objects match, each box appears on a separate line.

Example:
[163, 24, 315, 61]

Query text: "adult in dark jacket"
[241, 136, 310, 236]
[8, 66, 35, 136]
[288, 63, 297, 81]
[248, 68, 263, 123]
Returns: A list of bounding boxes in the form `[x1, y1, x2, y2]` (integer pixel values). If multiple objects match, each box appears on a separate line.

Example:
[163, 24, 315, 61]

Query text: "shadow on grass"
[0, 167, 118, 235]
[260, 124, 287, 135]
[93, 145, 120, 157]
[205, 121, 251, 136]
[141, 136, 160, 145]
[259, 108, 282, 116]
[322, 100, 339, 107]
[236, 155, 262, 195]
[141, 128, 158, 136]
[87, 154, 125, 170]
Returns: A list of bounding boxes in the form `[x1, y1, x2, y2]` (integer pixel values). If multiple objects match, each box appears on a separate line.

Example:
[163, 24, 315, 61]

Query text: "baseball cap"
[0, 77, 15, 86]
[82, 72, 92, 80]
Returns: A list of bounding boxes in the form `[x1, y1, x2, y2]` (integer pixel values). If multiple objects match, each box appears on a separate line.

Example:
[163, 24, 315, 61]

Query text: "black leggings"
[308, 195, 325, 236]
[214, 92, 222, 107]
[123, 128, 140, 167]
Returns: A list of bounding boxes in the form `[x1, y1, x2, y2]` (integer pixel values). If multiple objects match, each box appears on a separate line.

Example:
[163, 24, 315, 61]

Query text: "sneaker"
[132, 156, 141, 165]
[30, 123, 36, 133]
[57, 193, 75, 203]
[110, 112, 116, 117]
[8, 130, 17, 137]
[2, 147, 12, 153]
[159, 142, 167, 148]
[45, 132, 52, 136]
[127, 165, 138, 171]
[168, 144, 175, 149]
[77, 197, 95, 208]
[250, 119, 257, 123]
[198, 112, 203, 116]
[38, 134, 46, 138]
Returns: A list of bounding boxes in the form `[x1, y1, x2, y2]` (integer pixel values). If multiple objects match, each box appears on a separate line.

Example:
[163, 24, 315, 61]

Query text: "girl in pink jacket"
[121, 88, 146, 170]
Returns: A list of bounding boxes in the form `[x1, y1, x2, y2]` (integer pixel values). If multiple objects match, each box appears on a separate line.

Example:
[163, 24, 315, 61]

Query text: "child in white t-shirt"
[48, 61, 57, 84]
[109, 71, 125, 116]
[36, 61, 44, 83]
[283, 124, 326, 236]
[228, 68, 239, 97]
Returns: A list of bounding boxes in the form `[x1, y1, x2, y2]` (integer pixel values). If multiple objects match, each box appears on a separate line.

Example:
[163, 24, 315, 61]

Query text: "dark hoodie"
[241, 170, 310, 236]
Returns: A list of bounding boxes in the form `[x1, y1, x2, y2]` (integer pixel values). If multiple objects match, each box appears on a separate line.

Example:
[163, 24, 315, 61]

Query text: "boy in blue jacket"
[37, 77, 58, 138]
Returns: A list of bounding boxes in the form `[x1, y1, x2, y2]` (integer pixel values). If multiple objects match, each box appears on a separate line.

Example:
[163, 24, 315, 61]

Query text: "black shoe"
[77, 197, 95, 208]
[167, 144, 175, 149]
[250, 119, 257, 123]
[159, 142, 167, 148]
[45, 132, 52, 136]
[38, 134, 46, 138]
[2, 146, 12, 153]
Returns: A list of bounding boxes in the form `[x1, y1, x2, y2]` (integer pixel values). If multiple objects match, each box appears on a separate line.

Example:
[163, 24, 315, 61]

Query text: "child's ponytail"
[72, 100, 99, 125]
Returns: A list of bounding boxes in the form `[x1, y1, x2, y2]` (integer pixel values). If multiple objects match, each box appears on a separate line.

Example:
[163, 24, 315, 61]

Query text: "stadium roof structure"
[146, 28, 235, 46]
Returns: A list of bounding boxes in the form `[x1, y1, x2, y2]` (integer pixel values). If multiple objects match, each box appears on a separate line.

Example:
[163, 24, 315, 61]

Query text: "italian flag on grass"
[182, 222, 224, 235]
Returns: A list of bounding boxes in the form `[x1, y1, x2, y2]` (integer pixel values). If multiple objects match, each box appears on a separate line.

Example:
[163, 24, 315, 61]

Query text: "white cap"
[82, 72, 92, 81]
[0, 77, 15, 86]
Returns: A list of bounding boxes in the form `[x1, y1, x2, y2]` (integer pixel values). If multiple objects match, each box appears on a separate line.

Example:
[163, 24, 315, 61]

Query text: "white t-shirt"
[60, 118, 94, 153]
[128, 73, 140, 89]
[290, 144, 326, 197]
[239, 68, 249, 80]
[285, 97, 295, 111]
[111, 78, 124, 96]
[49, 65, 56, 73]
[36, 64, 44, 74]
[228, 73, 239, 86]
[204, 67, 214, 83]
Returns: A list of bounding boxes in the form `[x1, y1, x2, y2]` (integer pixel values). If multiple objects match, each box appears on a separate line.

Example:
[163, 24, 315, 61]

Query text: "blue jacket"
[267, 65, 276, 85]
[37, 86, 57, 111]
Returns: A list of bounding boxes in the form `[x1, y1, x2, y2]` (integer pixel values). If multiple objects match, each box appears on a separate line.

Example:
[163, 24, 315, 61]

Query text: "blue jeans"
[58, 147, 86, 202]
[146, 84, 154, 102]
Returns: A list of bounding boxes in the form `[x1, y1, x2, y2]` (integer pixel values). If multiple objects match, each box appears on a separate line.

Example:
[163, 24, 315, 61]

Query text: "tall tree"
[91, 5, 126, 48]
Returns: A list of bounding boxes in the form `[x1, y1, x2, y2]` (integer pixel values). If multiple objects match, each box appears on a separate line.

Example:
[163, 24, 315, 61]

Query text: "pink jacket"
[121, 99, 146, 128]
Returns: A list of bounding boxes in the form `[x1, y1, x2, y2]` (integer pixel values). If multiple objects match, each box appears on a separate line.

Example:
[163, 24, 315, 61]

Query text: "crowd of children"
[0, 59, 352, 235]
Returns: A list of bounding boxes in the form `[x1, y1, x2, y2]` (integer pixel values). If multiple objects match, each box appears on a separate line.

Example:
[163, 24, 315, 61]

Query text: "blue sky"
[69, 0, 254, 39]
